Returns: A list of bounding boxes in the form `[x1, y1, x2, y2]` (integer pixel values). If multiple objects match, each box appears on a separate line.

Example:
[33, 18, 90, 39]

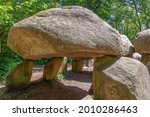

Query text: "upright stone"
[72, 58, 84, 73]
[5, 60, 33, 91]
[93, 56, 150, 100]
[43, 57, 67, 80]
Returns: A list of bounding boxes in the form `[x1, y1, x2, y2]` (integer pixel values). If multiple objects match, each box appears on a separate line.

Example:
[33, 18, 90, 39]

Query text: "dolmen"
[7, 6, 150, 99]
[134, 29, 150, 64]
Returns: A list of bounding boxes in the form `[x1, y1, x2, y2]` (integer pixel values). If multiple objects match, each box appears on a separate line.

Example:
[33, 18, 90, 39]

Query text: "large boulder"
[93, 56, 150, 100]
[134, 29, 150, 54]
[8, 6, 129, 60]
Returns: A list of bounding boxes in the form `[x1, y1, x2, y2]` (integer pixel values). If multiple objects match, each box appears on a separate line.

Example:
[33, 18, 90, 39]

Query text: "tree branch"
[132, 0, 142, 31]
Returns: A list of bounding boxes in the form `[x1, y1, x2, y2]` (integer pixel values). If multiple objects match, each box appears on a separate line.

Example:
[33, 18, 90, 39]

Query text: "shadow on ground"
[0, 80, 91, 100]
[66, 71, 92, 83]
[0, 66, 93, 100]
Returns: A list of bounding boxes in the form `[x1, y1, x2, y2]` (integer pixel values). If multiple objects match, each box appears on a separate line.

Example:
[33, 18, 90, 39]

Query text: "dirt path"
[0, 66, 93, 100]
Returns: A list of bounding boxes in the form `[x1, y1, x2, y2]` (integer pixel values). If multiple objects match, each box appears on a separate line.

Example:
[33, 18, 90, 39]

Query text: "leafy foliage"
[57, 71, 68, 80]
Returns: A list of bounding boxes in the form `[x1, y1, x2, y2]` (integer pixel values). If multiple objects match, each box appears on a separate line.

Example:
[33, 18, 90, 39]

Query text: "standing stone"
[5, 60, 33, 91]
[141, 54, 150, 64]
[93, 56, 150, 100]
[72, 58, 84, 73]
[7, 6, 130, 60]
[43, 57, 67, 80]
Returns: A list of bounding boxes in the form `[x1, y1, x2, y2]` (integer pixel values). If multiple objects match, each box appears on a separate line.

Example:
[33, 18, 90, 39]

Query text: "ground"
[0, 65, 93, 100]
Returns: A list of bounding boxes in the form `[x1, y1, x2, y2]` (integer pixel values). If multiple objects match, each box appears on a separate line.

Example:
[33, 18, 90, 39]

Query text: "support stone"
[43, 57, 67, 80]
[5, 60, 33, 91]
[93, 56, 150, 100]
[141, 53, 150, 64]
[60, 57, 67, 72]
[72, 58, 84, 73]
[62, 63, 67, 72]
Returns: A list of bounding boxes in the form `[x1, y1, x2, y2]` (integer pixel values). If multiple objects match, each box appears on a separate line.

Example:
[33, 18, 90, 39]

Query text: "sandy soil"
[0, 65, 93, 100]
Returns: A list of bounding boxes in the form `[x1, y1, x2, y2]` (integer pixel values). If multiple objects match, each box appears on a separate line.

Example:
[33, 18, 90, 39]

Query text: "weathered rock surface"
[132, 52, 141, 60]
[134, 29, 150, 54]
[134, 29, 150, 64]
[140, 53, 150, 64]
[8, 6, 129, 60]
[121, 35, 134, 56]
[146, 62, 150, 73]
[5, 61, 33, 91]
[93, 56, 150, 100]
[84, 59, 94, 67]
[43, 57, 67, 80]
[72, 58, 84, 73]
